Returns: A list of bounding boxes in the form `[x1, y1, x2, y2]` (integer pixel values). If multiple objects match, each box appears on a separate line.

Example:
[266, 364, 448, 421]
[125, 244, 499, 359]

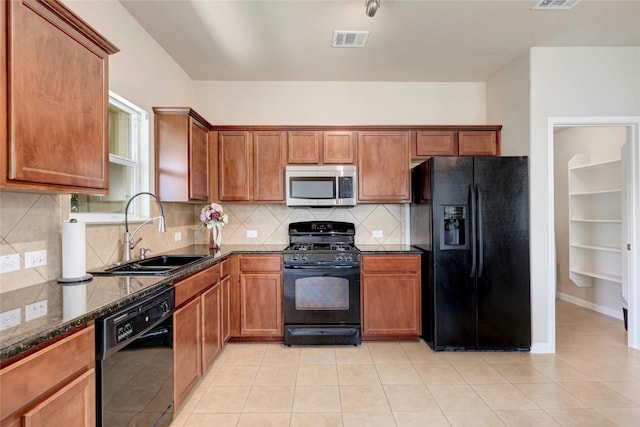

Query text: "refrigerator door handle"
[477, 185, 484, 278]
[469, 184, 477, 278]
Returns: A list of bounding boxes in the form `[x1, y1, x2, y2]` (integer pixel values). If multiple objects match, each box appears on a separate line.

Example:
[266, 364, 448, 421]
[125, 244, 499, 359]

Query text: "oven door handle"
[284, 265, 360, 270]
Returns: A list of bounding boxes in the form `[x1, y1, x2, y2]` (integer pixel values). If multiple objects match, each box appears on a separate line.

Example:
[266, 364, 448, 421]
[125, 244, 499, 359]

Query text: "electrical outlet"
[0, 308, 21, 331]
[246, 230, 258, 238]
[24, 249, 47, 269]
[0, 254, 20, 274]
[25, 300, 48, 321]
[372, 230, 384, 238]
[174, 232, 182, 241]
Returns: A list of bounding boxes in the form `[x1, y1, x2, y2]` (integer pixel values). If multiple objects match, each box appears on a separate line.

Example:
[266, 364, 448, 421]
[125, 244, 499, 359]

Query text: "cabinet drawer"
[361, 255, 420, 274]
[240, 255, 282, 272]
[175, 265, 220, 307]
[0, 325, 94, 421]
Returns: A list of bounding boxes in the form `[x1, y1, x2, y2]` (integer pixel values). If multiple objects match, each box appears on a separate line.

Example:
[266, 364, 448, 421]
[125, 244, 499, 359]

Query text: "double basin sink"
[90, 254, 211, 276]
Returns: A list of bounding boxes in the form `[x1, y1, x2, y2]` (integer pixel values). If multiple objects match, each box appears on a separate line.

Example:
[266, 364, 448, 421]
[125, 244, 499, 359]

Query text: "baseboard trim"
[556, 291, 624, 320]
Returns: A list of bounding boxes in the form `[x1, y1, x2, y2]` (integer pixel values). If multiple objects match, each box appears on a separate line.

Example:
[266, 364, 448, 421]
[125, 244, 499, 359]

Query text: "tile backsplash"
[216, 203, 407, 248]
[0, 190, 407, 294]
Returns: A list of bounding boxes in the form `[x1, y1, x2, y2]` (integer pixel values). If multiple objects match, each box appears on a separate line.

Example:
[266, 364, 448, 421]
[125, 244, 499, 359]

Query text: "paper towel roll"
[62, 219, 88, 280]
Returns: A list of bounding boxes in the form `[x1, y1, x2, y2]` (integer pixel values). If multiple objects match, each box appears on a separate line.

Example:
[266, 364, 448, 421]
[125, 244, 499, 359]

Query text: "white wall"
[486, 53, 530, 156]
[554, 127, 627, 315]
[486, 47, 640, 352]
[529, 47, 640, 352]
[191, 81, 487, 125]
[62, 0, 192, 116]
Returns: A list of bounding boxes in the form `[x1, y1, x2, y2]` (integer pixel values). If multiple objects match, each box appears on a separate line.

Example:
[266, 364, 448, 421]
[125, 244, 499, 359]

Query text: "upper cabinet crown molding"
[1, 0, 118, 194]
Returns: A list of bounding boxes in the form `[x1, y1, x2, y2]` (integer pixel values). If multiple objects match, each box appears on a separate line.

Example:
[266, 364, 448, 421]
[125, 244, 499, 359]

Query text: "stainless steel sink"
[90, 254, 211, 276]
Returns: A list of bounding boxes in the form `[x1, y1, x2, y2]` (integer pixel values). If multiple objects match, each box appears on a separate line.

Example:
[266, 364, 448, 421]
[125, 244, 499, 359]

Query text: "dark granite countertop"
[358, 245, 422, 254]
[0, 243, 418, 363]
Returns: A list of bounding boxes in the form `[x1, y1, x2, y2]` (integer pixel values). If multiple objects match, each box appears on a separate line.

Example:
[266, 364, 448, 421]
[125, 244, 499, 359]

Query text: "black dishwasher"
[95, 286, 175, 427]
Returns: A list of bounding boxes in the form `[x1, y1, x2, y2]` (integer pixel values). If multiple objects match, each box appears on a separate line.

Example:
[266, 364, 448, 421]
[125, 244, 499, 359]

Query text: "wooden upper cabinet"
[413, 131, 458, 157]
[357, 131, 411, 203]
[287, 131, 320, 164]
[323, 131, 356, 164]
[154, 107, 212, 202]
[412, 128, 501, 160]
[288, 130, 356, 164]
[1, 0, 118, 194]
[253, 131, 286, 202]
[458, 131, 500, 156]
[218, 130, 285, 202]
[219, 131, 252, 201]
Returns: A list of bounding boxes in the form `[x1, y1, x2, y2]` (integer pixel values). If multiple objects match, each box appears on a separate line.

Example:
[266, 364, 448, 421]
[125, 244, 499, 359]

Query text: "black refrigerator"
[411, 156, 530, 351]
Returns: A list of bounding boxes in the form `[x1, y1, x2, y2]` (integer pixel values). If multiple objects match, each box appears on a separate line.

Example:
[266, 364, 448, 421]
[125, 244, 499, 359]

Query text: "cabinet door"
[458, 131, 499, 156]
[173, 297, 201, 409]
[189, 117, 210, 201]
[362, 275, 421, 337]
[413, 131, 457, 158]
[201, 283, 222, 370]
[221, 275, 232, 343]
[288, 131, 320, 164]
[21, 369, 95, 427]
[361, 255, 421, 338]
[323, 131, 356, 164]
[357, 131, 410, 202]
[253, 131, 286, 202]
[240, 273, 283, 337]
[219, 131, 252, 201]
[4, 0, 116, 193]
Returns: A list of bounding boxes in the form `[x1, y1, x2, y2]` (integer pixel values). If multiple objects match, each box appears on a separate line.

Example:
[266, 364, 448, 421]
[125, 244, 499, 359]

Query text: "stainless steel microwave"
[285, 165, 357, 207]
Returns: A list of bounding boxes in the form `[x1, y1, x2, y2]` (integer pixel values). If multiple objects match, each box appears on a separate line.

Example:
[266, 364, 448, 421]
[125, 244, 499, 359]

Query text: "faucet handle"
[140, 248, 152, 259]
[129, 236, 143, 250]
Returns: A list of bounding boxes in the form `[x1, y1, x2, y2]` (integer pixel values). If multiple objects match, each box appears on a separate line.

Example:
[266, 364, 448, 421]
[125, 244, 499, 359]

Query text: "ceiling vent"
[532, 0, 581, 10]
[332, 31, 369, 48]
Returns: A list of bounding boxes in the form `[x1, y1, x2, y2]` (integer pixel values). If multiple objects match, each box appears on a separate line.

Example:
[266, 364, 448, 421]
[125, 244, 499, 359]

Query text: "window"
[70, 92, 149, 223]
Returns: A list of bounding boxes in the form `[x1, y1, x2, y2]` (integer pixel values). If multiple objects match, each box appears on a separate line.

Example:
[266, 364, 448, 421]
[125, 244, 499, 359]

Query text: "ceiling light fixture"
[365, 0, 380, 17]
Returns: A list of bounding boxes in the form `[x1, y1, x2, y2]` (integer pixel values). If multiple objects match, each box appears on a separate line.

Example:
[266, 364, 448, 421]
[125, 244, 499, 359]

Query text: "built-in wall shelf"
[568, 154, 622, 287]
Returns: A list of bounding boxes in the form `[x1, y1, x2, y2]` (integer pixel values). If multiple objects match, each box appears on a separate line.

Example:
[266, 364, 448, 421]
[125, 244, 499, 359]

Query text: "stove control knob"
[301, 254, 309, 262]
[335, 254, 344, 262]
[160, 300, 170, 315]
[344, 254, 352, 262]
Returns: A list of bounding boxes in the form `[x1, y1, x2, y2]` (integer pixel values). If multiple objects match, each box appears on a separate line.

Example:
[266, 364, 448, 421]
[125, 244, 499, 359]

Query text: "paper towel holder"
[58, 218, 93, 284]
[58, 273, 92, 284]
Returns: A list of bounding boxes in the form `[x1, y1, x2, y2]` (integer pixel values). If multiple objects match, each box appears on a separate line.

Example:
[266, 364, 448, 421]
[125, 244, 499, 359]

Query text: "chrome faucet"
[124, 192, 166, 261]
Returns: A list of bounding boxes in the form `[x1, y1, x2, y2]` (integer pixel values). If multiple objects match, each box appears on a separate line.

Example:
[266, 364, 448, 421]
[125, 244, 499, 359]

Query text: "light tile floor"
[171, 300, 640, 426]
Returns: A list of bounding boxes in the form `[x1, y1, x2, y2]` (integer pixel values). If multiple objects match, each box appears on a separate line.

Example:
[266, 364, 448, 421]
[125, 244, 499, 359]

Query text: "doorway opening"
[549, 117, 640, 351]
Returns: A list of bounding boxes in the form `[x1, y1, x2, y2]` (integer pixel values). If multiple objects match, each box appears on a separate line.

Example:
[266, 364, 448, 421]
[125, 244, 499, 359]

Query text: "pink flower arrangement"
[200, 203, 229, 229]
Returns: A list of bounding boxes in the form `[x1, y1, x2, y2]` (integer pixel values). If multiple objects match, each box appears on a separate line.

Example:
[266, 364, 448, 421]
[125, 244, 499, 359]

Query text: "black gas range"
[283, 221, 360, 267]
[283, 221, 361, 346]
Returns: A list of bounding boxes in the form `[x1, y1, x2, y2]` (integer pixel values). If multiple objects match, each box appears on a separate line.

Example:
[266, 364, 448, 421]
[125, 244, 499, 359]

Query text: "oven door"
[283, 264, 360, 325]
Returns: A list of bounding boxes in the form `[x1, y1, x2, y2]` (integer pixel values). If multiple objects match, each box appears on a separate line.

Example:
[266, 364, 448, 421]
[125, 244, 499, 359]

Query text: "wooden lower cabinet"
[0, 325, 95, 427]
[173, 263, 224, 410]
[238, 255, 283, 338]
[361, 254, 421, 339]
